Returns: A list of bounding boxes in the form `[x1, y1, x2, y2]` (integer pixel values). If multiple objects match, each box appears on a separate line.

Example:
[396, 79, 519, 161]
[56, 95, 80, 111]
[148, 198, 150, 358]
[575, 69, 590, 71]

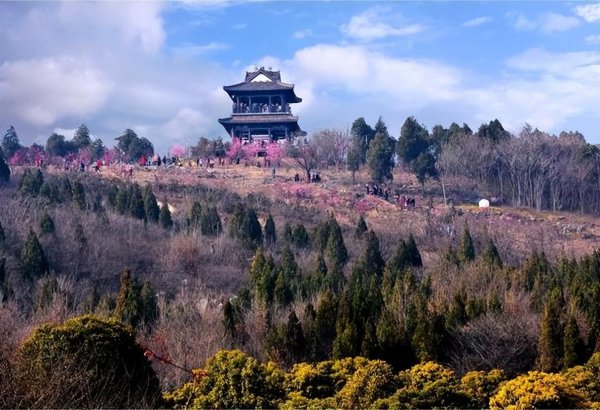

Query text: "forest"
[0, 118, 599, 408]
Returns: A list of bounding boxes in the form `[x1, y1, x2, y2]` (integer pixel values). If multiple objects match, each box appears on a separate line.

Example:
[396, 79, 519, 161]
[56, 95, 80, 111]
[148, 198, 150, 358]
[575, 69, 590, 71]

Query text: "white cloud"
[506, 11, 580, 33]
[341, 7, 424, 41]
[575, 3, 600, 22]
[172, 42, 230, 56]
[0, 57, 112, 126]
[293, 29, 313, 39]
[462, 16, 492, 27]
[586, 34, 600, 44]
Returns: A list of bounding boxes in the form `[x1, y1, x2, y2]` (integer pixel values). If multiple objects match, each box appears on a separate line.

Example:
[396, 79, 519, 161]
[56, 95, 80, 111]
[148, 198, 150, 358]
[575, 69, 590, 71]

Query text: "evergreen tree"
[190, 201, 202, 230]
[74, 223, 87, 252]
[366, 128, 396, 183]
[460, 225, 475, 263]
[482, 237, 503, 268]
[240, 208, 263, 249]
[71, 180, 86, 211]
[19, 168, 44, 196]
[284, 310, 305, 364]
[264, 214, 276, 246]
[359, 230, 385, 277]
[115, 186, 130, 215]
[129, 183, 146, 221]
[73, 124, 91, 149]
[0, 153, 10, 183]
[139, 281, 158, 325]
[249, 248, 275, 306]
[282, 222, 293, 244]
[348, 117, 375, 180]
[39, 213, 55, 235]
[222, 300, 242, 347]
[159, 200, 173, 229]
[406, 234, 423, 267]
[355, 215, 368, 239]
[313, 219, 331, 250]
[114, 268, 142, 327]
[228, 203, 246, 239]
[274, 246, 298, 307]
[201, 206, 222, 236]
[562, 314, 584, 369]
[1, 125, 22, 159]
[326, 216, 348, 272]
[292, 224, 310, 248]
[396, 116, 430, 167]
[315, 291, 338, 360]
[21, 229, 49, 279]
[0, 219, 5, 245]
[537, 288, 564, 372]
[143, 186, 160, 224]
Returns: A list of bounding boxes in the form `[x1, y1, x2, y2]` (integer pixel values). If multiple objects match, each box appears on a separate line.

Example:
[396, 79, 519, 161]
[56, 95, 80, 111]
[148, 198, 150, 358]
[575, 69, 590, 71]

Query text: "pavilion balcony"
[232, 103, 291, 115]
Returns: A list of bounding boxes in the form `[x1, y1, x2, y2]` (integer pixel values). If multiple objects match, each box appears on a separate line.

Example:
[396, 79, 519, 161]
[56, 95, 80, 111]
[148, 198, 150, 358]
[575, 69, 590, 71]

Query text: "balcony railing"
[233, 103, 291, 114]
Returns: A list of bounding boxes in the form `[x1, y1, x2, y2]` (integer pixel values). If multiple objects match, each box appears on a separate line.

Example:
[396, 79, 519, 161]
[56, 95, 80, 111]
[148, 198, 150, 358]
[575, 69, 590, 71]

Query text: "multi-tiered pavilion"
[218, 67, 305, 143]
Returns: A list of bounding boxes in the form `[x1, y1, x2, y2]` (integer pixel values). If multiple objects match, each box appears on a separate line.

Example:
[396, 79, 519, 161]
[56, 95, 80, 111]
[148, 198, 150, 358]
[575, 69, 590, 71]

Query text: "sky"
[1, 1, 599, 154]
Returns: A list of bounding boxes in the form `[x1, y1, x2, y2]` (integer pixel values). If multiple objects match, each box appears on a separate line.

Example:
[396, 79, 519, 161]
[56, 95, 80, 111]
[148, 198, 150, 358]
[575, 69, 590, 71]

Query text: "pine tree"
[264, 214, 276, 246]
[537, 288, 564, 372]
[482, 237, 502, 268]
[114, 268, 142, 327]
[284, 310, 305, 364]
[73, 124, 91, 149]
[1, 125, 22, 159]
[222, 300, 238, 347]
[0, 219, 5, 245]
[359, 230, 385, 277]
[282, 223, 293, 244]
[249, 248, 275, 306]
[326, 217, 348, 272]
[129, 183, 146, 221]
[71, 180, 86, 211]
[140, 281, 158, 325]
[115, 186, 130, 215]
[366, 120, 396, 183]
[21, 229, 49, 279]
[240, 208, 263, 249]
[0, 153, 10, 183]
[315, 291, 338, 360]
[355, 215, 368, 238]
[19, 169, 44, 196]
[143, 185, 160, 224]
[460, 225, 475, 263]
[74, 223, 87, 252]
[292, 224, 310, 248]
[159, 200, 173, 229]
[562, 314, 584, 369]
[406, 234, 423, 267]
[39, 213, 55, 235]
[201, 206, 222, 236]
[228, 203, 246, 239]
[274, 246, 298, 307]
[190, 201, 202, 230]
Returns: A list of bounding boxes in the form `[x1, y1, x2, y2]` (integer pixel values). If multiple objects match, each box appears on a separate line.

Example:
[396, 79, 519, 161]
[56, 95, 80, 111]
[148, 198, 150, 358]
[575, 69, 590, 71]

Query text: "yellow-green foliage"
[460, 369, 506, 408]
[17, 314, 161, 408]
[375, 361, 469, 409]
[335, 360, 397, 409]
[285, 361, 337, 399]
[279, 392, 337, 410]
[164, 350, 285, 409]
[489, 371, 591, 409]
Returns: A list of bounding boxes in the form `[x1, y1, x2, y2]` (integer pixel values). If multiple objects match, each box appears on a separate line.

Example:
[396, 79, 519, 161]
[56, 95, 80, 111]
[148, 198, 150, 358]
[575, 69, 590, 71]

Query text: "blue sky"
[1, 1, 599, 154]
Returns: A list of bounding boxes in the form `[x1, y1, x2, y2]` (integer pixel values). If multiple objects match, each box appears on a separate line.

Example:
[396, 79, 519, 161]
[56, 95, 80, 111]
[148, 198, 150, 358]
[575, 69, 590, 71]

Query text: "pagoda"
[218, 67, 305, 143]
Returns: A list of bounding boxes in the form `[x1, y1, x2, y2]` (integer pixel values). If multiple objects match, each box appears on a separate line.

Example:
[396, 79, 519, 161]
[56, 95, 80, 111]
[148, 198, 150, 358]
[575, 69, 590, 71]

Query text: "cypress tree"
[139, 281, 158, 325]
[282, 223, 293, 244]
[326, 217, 348, 272]
[74, 223, 87, 252]
[313, 219, 331, 250]
[406, 234, 423, 267]
[129, 183, 146, 221]
[0, 153, 10, 183]
[284, 310, 305, 364]
[537, 288, 564, 372]
[222, 300, 238, 347]
[303, 303, 318, 361]
[190, 201, 202, 230]
[114, 268, 142, 327]
[71, 180, 86, 211]
[21, 229, 49, 279]
[482, 237, 502, 268]
[115, 186, 130, 215]
[159, 200, 173, 229]
[143, 185, 160, 223]
[292, 224, 310, 248]
[274, 246, 298, 307]
[228, 203, 245, 239]
[315, 291, 338, 360]
[19, 169, 44, 196]
[460, 225, 475, 263]
[264, 214, 276, 246]
[355, 215, 368, 238]
[563, 314, 584, 369]
[249, 248, 275, 306]
[240, 208, 263, 249]
[360, 230, 385, 277]
[39, 213, 55, 235]
[201, 206, 222, 236]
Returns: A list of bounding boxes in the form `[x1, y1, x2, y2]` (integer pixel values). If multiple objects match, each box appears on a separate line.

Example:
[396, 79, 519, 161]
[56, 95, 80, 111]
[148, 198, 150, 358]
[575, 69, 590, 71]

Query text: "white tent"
[479, 198, 490, 208]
